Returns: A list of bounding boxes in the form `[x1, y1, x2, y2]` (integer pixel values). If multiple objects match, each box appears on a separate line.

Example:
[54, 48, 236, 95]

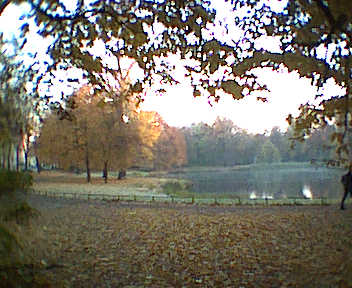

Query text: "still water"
[167, 164, 345, 199]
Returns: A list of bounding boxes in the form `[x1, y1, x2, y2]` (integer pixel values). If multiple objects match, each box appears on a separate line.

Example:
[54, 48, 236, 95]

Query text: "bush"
[0, 170, 33, 196]
[0, 224, 23, 266]
[0, 202, 40, 224]
[0, 224, 51, 288]
[0, 171, 51, 287]
[161, 180, 193, 197]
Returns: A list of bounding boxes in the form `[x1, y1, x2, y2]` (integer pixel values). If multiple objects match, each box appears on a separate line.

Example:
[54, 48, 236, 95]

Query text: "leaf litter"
[25, 198, 352, 288]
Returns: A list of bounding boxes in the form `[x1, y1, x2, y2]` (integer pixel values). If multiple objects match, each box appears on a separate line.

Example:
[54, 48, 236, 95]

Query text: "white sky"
[141, 69, 343, 134]
[137, 0, 344, 134]
[0, 0, 345, 134]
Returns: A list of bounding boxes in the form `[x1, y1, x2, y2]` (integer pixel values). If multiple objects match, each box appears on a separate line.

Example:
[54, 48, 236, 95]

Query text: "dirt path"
[25, 195, 352, 288]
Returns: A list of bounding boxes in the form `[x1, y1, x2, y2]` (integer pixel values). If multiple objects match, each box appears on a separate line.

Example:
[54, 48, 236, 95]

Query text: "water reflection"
[262, 193, 274, 199]
[302, 185, 313, 199]
[167, 164, 343, 199]
[249, 186, 313, 200]
[249, 191, 257, 199]
[249, 191, 274, 199]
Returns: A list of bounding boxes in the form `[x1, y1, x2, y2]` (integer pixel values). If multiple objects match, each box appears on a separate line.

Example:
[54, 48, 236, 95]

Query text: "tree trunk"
[24, 134, 30, 171]
[7, 144, 11, 170]
[85, 149, 91, 183]
[16, 144, 20, 171]
[35, 156, 41, 173]
[1, 143, 5, 169]
[24, 150, 28, 171]
[118, 168, 126, 180]
[103, 161, 108, 183]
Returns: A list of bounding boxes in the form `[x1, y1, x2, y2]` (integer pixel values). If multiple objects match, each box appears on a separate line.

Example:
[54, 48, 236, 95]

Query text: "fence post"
[265, 197, 268, 206]
[134, 195, 137, 202]
[191, 196, 195, 204]
[152, 196, 155, 202]
[171, 196, 174, 203]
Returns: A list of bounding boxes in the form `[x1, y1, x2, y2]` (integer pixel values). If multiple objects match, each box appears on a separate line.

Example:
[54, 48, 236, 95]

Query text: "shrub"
[161, 180, 193, 197]
[0, 171, 51, 287]
[0, 224, 23, 266]
[0, 170, 33, 196]
[0, 224, 51, 288]
[0, 202, 40, 224]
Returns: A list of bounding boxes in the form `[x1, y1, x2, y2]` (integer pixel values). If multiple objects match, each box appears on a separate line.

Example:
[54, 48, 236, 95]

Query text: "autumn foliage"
[36, 86, 188, 179]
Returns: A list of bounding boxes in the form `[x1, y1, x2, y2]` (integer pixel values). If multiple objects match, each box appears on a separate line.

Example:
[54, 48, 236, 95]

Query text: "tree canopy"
[0, 0, 351, 163]
[36, 85, 164, 181]
[232, 0, 351, 162]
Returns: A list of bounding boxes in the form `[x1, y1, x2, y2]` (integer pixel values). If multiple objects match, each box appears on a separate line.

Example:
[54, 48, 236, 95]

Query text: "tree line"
[182, 118, 336, 167]
[1, 76, 337, 181]
[33, 98, 337, 181]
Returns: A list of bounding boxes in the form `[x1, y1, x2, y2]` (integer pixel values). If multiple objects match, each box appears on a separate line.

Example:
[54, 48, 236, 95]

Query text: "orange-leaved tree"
[152, 119, 187, 170]
[37, 85, 163, 182]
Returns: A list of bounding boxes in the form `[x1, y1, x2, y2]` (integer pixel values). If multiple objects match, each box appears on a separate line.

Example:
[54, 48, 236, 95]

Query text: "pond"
[166, 163, 346, 200]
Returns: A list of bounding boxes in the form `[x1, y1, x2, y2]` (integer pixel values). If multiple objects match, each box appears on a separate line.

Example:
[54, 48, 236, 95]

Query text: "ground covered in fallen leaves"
[26, 195, 352, 288]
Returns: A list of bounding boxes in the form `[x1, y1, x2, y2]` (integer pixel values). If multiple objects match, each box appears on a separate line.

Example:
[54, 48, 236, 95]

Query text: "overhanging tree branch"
[0, 0, 11, 16]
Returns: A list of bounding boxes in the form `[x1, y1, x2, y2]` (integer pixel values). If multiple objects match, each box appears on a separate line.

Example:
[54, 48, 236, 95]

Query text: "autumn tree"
[132, 111, 162, 169]
[36, 114, 78, 170]
[93, 95, 142, 183]
[67, 88, 100, 182]
[37, 86, 102, 182]
[92, 77, 163, 181]
[38, 84, 163, 181]
[152, 120, 187, 170]
[37, 86, 123, 182]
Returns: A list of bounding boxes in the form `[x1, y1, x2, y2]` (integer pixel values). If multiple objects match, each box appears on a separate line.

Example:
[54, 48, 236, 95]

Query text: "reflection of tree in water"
[168, 165, 343, 199]
[302, 185, 313, 199]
